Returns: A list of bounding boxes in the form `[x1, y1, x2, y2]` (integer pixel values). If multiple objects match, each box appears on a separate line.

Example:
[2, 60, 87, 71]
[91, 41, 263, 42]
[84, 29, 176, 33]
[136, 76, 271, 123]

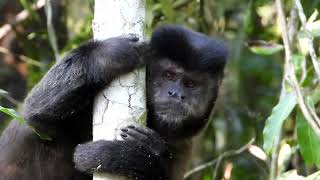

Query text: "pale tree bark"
[92, 1, 146, 180]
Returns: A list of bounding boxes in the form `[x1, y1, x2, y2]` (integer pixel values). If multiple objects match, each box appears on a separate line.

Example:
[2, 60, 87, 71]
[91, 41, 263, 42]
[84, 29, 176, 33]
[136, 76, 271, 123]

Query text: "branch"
[45, 0, 59, 61]
[269, 129, 282, 180]
[0, 46, 44, 67]
[275, 0, 320, 136]
[184, 138, 255, 179]
[288, 5, 298, 45]
[272, 3, 298, 180]
[0, 93, 21, 106]
[294, 0, 320, 79]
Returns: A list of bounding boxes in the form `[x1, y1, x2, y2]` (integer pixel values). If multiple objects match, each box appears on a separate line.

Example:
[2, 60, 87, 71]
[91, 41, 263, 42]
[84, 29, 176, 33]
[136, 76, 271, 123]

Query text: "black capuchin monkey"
[0, 25, 227, 180]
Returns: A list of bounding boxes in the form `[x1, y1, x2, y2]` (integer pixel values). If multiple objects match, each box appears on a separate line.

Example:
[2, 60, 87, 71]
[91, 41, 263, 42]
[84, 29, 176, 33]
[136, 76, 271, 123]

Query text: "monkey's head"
[145, 25, 228, 140]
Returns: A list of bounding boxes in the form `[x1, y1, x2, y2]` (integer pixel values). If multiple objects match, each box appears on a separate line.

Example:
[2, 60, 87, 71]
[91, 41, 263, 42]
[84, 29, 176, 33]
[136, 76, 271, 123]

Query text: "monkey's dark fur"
[0, 25, 227, 180]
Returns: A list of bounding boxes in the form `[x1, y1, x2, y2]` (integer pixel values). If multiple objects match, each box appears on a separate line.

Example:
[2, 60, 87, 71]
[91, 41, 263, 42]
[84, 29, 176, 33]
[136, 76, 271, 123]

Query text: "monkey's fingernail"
[127, 34, 139, 41]
[127, 125, 135, 129]
[121, 128, 128, 132]
[132, 37, 139, 41]
[121, 134, 128, 138]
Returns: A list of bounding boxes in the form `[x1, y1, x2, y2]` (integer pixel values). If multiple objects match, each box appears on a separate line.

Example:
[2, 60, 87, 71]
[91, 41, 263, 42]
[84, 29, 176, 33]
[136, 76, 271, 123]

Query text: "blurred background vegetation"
[0, 0, 320, 179]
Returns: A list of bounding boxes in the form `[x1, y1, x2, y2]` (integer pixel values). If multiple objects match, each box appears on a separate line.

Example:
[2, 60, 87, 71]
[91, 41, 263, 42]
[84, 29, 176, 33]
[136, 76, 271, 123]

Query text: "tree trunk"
[92, 0, 146, 180]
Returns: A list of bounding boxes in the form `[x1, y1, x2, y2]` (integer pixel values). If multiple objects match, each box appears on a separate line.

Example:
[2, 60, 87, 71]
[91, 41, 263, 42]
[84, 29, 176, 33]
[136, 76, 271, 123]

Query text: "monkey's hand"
[94, 35, 145, 76]
[73, 125, 169, 180]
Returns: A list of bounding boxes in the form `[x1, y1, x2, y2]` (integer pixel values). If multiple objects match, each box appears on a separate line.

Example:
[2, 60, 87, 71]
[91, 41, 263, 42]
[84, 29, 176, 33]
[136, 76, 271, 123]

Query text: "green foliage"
[137, 111, 148, 125]
[0, 106, 24, 124]
[298, 20, 320, 38]
[298, 10, 320, 55]
[0, 89, 8, 96]
[1, 0, 320, 179]
[19, 0, 39, 20]
[297, 98, 320, 168]
[263, 93, 297, 154]
[0, 106, 20, 135]
[0, 106, 51, 140]
[159, 0, 174, 22]
[248, 41, 284, 55]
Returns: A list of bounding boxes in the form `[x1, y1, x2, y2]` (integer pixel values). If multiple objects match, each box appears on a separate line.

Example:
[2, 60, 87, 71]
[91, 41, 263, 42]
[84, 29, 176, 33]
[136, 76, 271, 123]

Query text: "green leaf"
[137, 110, 148, 125]
[0, 106, 26, 124]
[247, 40, 284, 55]
[263, 93, 297, 154]
[306, 9, 320, 37]
[0, 106, 20, 135]
[0, 89, 8, 95]
[297, 97, 320, 167]
[0, 106, 51, 141]
[297, 10, 320, 56]
[307, 9, 319, 23]
[292, 54, 304, 71]
[298, 27, 320, 39]
[28, 126, 52, 141]
[298, 10, 320, 39]
[310, 87, 320, 103]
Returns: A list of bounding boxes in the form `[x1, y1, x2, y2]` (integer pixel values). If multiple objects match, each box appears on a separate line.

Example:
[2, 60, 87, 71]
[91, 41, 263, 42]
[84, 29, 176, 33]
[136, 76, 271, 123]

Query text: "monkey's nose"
[168, 91, 174, 96]
[168, 91, 185, 100]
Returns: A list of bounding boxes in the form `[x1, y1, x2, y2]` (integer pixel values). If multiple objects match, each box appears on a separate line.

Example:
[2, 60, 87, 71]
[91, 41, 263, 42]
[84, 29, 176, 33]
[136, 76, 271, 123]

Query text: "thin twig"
[276, 0, 320, 136]
[0, 94, 21, 106]
[294, 0, 320, 79]
[269, 130, 282, 180]
[299, 56, 307, 83]
[184, 138, 255, 179]
[288, 6, 298, 45]
[184, 156, 219, 179]
[0, 46, 44, 67]
[45, 0, 59, 61]
[212, 155, 223, 180]
[272, 4, 298, 179]
[0, 89, 21, 106]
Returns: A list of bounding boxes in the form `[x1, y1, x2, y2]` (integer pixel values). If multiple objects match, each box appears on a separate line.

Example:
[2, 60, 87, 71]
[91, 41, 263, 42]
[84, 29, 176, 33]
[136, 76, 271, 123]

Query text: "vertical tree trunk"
[92, 1, 146, 180]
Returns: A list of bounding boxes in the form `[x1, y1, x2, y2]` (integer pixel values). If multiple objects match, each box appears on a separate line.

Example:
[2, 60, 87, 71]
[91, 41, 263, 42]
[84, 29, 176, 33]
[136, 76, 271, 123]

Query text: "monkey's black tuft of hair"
[151, 25, 228, 74]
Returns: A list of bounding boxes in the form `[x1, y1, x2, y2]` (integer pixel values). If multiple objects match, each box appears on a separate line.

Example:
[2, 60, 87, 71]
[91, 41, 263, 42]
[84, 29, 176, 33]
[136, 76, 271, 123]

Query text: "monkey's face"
[146, 59, 221, 128]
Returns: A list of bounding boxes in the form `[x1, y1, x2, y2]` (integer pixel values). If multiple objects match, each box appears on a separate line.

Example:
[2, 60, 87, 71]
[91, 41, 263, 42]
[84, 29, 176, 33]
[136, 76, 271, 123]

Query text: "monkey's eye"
[184, 80, 196, 88]
[163, 71, 176, 81]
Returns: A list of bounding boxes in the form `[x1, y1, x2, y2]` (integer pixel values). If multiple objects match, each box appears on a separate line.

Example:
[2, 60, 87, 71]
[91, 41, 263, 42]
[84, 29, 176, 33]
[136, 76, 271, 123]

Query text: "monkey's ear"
[150, 24, 228, 74]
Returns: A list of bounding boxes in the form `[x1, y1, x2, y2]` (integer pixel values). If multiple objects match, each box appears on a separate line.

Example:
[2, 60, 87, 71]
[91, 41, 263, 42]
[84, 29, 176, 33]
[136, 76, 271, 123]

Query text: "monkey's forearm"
[22, 37, 143, 137]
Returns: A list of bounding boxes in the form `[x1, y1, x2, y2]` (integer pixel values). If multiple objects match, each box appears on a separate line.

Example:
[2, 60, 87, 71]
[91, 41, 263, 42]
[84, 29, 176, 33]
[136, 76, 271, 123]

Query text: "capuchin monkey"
[0, 25, 227, 180]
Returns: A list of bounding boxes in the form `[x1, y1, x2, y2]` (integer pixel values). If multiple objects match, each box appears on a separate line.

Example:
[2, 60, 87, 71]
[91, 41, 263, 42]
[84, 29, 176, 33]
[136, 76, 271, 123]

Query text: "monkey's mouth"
[154, 103, 190, 122]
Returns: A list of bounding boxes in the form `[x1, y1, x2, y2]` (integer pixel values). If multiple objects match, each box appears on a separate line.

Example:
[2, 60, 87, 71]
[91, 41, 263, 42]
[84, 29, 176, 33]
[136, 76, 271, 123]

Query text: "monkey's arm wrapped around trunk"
[22, 37, 144, 138]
